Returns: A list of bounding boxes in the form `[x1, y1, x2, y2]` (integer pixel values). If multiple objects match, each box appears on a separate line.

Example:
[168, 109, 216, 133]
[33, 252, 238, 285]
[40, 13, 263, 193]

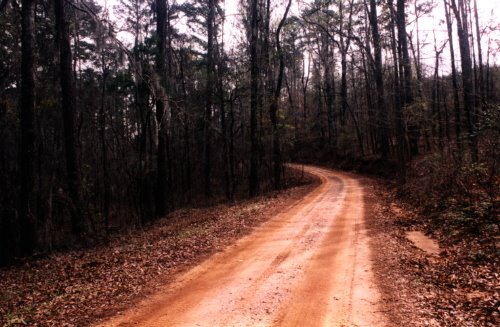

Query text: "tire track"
[99, 166, 386, 327]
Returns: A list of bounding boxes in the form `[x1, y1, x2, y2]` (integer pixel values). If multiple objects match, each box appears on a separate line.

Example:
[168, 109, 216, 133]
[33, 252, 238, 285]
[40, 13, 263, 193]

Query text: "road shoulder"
[0, 170, 320, 327]
[364, 177, 498, 327]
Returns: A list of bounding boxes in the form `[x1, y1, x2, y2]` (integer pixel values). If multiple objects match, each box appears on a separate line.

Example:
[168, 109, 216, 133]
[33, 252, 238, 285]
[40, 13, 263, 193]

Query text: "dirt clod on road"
[100, 166, 386, 327]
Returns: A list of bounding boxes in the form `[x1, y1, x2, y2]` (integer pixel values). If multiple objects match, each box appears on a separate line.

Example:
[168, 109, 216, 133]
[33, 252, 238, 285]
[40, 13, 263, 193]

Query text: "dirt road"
[100, 166, 386, 327]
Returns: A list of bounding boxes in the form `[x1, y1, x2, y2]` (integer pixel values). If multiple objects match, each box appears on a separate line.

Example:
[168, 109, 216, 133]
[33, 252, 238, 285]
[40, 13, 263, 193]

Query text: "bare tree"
[449, 0, 478, 161]
[444, 0, 462, 151]
[396, 0, 413, 159]
[203, 0, 216, 196]
[155, 0, 168, 216]
[367, 0, 390, 158]
[269, 0, 292, 189]
[55, 0, 85, 235]
[19, 0, 36, 255]
[249, 0, 259, 196]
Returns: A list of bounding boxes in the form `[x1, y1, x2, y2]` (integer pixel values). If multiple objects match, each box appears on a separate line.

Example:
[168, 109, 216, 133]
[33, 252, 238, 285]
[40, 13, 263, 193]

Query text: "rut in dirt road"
[99, 166, 385, 327]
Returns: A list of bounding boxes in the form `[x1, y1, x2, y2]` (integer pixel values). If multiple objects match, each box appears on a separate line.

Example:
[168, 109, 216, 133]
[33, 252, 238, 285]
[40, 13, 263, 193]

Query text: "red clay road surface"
[99, 165, 386, 327]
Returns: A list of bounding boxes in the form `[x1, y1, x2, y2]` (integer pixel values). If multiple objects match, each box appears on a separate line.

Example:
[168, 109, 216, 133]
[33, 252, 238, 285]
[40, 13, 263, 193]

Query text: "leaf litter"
[0, 172, 318, 327]
[366, 178, 499, 327]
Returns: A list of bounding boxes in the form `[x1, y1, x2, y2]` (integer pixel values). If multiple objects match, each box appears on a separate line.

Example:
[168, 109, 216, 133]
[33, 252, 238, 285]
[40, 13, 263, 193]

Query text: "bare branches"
[299, 4, 375, 67]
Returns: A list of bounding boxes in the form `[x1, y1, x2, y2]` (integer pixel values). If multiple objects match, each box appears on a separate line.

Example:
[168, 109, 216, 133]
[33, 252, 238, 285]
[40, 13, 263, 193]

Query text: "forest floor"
[0, 168, 318, 327]
[1, 165, 497, 326]
[367, 185, 498, 327]
[99, 166, 387, 327]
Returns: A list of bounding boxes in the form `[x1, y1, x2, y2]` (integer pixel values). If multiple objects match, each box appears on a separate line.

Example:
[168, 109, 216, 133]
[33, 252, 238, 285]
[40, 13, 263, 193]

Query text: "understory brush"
[397, 110, 499, 290]
[400, 151, 498, 242]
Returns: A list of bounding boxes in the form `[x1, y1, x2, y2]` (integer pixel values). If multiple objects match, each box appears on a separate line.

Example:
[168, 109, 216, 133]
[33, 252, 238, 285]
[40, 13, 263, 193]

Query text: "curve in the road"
[99, 165, 386, 327]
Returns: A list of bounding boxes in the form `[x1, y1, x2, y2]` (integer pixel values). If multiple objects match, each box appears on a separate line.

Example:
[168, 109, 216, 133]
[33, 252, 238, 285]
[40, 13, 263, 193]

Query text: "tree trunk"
[444, 0, 462, 153]
[367, 0, 390, 159]
[155, 0, 168, 216]
[19, 0, 36, 255]
[339, 0, 354, 128]
[249, 0, 259, 196]
[269, 0, 291, 190]
[229, 94, 236, 200]
[55, 0, 85, 236]
[301, 58, 310, 123]
[396, 0, 413, 159]
[99, 64, 110, 234]
[204, 0, 215, 197]
[324, 57, 336, 151]
[450, 0, 478, 161]
[472, 0, 484, 105]
[179, 51, 192, 203]
[388, 0, 402, 161]
[218, 35, 231, 200]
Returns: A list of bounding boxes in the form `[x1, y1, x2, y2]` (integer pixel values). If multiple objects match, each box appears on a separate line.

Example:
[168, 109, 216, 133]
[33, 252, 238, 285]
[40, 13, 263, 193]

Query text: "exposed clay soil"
[99, 166, 388, 327]
[406, 231, 440, 256]
[0, 169, 318, 327]
[3, 165, 496, 327]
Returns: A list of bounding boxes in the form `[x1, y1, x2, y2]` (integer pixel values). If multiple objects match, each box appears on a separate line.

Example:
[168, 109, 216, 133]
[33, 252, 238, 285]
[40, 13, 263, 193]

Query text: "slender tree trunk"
[450, 0, 478, 161]
[284, 74, 296, 128]
[432, 44, 443, 150]
[350, 59, 365, 156]
[301, 57, 310, 123]
[155, 0, 168, 216]
[367, 0, 390, 159]
[388, 0, 403, 162]
[218, 59, 231, 200]
[316, 13, 332, 145]
[99, 65, 110, 234]
[179, 52, 192, 203]
[396, 0, 413, 159]
[216, 10, 231, 200]
[19, 0, 36, 255]
[269, 0, 291, 190]
[472, 0, 484, 106]
[55, 0, 85, 236]
[362, 49, 376, 155]
[340, 55, 348, 127]
[229, 94, 236, 200]
[413, 0, 422, 83]
[444, 0, 462, 153]
[249, 0, 259, 196]
[324, 58, 336, 151]
[339, 0, 354, 128]
[485, 37, 492, 101]
[204, 0, 215, 197]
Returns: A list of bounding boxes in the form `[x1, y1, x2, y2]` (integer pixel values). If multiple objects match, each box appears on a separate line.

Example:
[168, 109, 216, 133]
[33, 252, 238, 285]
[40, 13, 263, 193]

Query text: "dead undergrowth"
[367, 172, 498, 327]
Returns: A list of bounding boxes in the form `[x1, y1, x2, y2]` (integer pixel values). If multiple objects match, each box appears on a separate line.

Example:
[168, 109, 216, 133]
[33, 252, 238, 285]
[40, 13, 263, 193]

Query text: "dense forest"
[0, 0, 498, 264]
